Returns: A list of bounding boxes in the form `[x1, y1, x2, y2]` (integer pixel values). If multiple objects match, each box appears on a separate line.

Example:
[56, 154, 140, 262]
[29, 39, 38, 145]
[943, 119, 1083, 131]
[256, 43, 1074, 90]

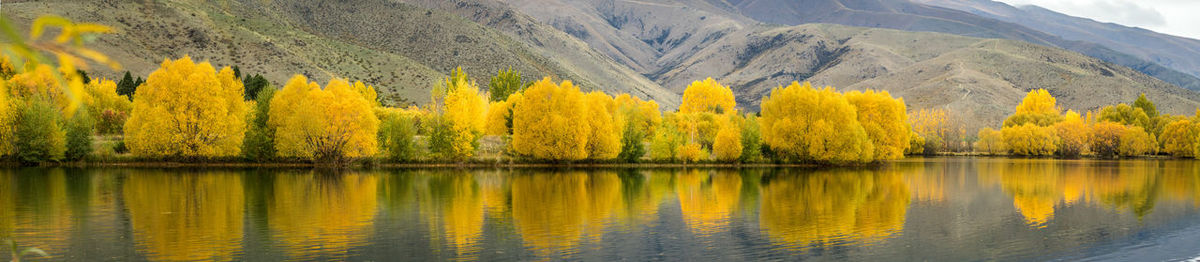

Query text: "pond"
[1, 158, 1199, 261]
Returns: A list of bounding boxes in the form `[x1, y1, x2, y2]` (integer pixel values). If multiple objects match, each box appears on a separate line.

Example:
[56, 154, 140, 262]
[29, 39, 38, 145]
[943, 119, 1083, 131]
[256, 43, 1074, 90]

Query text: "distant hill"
[715, 0, 1200, 92]
[4, 0, 680, 107]
[914, 0, 1200, 91]
[9, 0, 1200, 131]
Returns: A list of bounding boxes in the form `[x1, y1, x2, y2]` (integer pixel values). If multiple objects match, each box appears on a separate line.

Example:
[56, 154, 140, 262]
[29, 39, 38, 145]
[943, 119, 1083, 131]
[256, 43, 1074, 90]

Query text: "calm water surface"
[2, 158, 1200, 261]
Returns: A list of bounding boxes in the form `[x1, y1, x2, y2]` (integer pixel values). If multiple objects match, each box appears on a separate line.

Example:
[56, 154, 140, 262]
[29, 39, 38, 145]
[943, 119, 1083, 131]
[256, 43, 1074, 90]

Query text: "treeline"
[970, 89, 1195, 158]
[0, 56, 919, 165]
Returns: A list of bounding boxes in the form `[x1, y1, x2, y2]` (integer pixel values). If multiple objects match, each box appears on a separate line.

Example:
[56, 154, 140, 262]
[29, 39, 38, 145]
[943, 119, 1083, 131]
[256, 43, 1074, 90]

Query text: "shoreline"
[1, 154, 1188, 169]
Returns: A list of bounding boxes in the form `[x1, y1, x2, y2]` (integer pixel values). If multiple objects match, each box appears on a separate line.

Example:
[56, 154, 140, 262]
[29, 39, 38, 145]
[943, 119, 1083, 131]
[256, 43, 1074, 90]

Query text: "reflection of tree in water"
[124, 171, 244, 261]
[979, 160, 1170, 227]
[758, 168, 910, 248]
[418, 171, 484, 260]
[675, 169, 742, 236]
[266, 170, 377, 261]
[509, 171, 620, 259]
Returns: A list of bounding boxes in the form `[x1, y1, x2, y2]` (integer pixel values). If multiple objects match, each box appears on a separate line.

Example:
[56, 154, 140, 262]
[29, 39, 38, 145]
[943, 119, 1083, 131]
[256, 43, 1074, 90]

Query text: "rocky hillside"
[4, 0, 679, 107]
[661, 24, 1200, 130]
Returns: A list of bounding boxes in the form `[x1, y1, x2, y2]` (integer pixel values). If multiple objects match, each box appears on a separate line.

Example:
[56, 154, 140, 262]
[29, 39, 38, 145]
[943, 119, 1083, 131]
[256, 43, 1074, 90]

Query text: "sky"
[995, 0, 1200, 40]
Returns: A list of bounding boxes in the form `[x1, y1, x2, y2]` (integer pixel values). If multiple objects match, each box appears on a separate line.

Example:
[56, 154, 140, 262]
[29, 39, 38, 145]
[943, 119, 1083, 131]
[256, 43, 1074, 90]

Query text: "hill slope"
[914, 0, 1200, 89]
[659, 24, 1200, 130]
[5, 0, 680, 107]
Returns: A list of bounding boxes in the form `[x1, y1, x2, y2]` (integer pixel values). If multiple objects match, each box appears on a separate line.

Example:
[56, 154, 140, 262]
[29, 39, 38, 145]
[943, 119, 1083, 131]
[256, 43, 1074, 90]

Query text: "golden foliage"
[437, 80, 488, 160]
[269, 75, 379, 161]
[1118, 126, 1156, 157]
[615, 94, 662, 139]
[0, 83, 10, 156]
[7, 65, 76, 111]
[712, 116, 743, 162]
[124, 56, 248, 158]
[584, 91, 621, 160]
[974, 128, 1006, 155]
[677, 142, 706, 163]
[1004, 89, 1062, 127]
[1089, 122, 1126, 158]
[83, 78, 132, 134]
[846, 90, 910, 160]
[760, 82, 874, 164]
[511, 78, 589, 160]
[679, 77, 735, 114]
[1053, 111, 1089, 157]
[483, 100, 512, 136]
[1001, 123, 1058, 156]
[1160, 120, 1199, 157]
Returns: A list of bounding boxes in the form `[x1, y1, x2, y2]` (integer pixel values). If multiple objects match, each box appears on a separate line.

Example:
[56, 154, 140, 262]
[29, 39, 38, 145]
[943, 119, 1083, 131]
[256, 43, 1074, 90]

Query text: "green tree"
[14, 98, 66, 163]
[488, 67, 524, 102]
[242, 87, 276, 161]
[243, 74, 270, 101]
[617, 121, 646, 163]
[64, 107, 95, 161]
[1133, 93, 1158, 118]
[379, 113, 417, 161]
[740, 114, 764, 162]
[116, 71, 138, 100]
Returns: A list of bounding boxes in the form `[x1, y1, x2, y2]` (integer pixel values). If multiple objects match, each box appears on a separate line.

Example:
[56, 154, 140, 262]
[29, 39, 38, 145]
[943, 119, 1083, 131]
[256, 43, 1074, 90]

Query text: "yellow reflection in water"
[510, 171, 620, 258]
[419, 172, 485, 259]
[759, 169, 910, 248]
[268, 171, 377, 260]
[124, 171, 244, 261]
[675, 169, 742, 236]
[978, 159, 1188, 228]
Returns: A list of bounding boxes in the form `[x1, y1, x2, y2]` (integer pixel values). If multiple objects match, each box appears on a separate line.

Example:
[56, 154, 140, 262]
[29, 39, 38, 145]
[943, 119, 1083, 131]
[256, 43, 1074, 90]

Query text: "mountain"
[4, 0, 679, 107]
[712, 0, 1200, 92]
[9, 0, 1200, 131]
[913, 0, 1200, 90]
[662, 24, 1200, 130]
[500, 0, 1200, 130]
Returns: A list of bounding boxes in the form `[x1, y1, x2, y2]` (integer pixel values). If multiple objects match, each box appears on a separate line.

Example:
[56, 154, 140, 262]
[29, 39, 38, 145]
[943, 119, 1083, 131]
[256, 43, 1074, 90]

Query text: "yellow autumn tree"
[712, 115, 743, 162]
[7, 64, 80, 112]
[974, 128, 1006, 155]
[1001, 123, 1058, 156]
[1118, 126, 1155, 157]
[269, 75, 379, 161]
[436, 78, 488, 160]
[583, 91, 621, 160]
[909, 108, 949, 154]
[1159, 120, 1198, 157]
[82, 78, 132, 134]
[124, 56, 248, 158]
[1053, 111, 1089, 158]
[1004, 89, 1062, 127]
[1090, 122, 1125, 158]
[511, 78, 588, 160]
[846, 90, 910, 160]
[483, 100, 512, 136]
[0, 82, 10, 156]
[760, 81, 874, 164]
[615, 94, 662, 138]
[679, 78, 736, 114]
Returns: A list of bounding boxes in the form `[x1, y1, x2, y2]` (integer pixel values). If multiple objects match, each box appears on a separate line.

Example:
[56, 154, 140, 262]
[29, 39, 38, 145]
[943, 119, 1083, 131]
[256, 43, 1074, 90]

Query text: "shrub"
[14, 98, 66, 163]
[379, 114, 417, 161]
[64, 107, 95, 161]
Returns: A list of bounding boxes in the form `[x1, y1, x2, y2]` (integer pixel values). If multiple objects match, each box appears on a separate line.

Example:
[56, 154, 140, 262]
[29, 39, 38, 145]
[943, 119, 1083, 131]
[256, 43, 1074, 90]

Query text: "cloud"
[1000, 0, 1166, 27]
